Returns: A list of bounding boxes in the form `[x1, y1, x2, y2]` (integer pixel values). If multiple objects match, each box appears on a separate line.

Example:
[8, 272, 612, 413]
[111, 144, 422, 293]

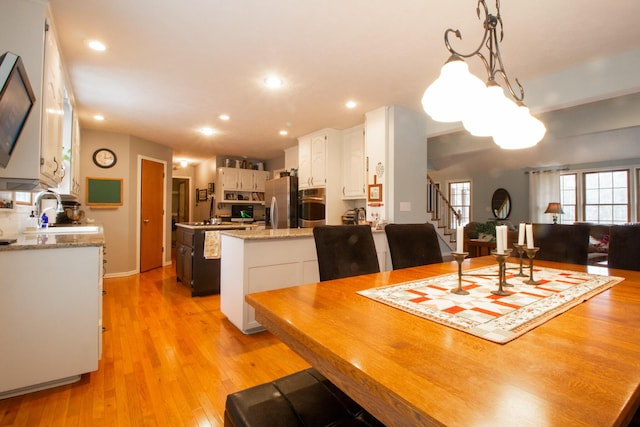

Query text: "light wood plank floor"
[0, 262, 309, 426]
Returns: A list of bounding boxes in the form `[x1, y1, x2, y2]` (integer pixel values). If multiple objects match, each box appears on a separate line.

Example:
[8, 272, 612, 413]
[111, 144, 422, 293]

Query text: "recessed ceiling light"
[93, 114, 104, 121]
[279, 130, 288, 136]
[264, 75, 284, 89]
[219, 114, 230, 121]
[346, 100, 357, 109]
[199, 127, 215, 136]
[87, 40, 107, 51]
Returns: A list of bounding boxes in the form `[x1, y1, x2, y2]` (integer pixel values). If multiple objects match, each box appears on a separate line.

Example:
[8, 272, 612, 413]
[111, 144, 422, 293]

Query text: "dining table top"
[246, 256, 640, 427]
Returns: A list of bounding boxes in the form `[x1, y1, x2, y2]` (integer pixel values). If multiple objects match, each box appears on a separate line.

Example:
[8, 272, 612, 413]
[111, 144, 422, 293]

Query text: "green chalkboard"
[86, 177, 123, 207]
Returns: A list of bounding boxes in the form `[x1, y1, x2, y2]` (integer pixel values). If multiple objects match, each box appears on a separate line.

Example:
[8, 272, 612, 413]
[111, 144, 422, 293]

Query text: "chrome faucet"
[34, 190, 64, 221]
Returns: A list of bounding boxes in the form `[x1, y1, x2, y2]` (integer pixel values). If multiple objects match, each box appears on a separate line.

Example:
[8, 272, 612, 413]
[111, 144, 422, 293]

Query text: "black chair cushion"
[224, 368, 384, 427]
[533, 223, 590, 265]
[385, 223, 443, 269]
[313, 225, 380, 281]
[608, 224, 640, 271]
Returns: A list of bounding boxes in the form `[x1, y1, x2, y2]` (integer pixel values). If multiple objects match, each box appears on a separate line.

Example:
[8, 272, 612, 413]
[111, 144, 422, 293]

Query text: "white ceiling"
[47, 0, 640, 166]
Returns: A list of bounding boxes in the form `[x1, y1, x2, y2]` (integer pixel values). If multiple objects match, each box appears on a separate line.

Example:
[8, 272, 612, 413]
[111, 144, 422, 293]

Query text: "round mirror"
[491, 188, 511, 219]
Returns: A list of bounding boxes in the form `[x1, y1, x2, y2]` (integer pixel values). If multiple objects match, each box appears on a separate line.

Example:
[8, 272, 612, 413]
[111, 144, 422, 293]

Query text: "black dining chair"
[313, 224, 380, 281]
[385, 223, 443, 269]
[607, 224, 640, 271]
[532, 223, 590, 265]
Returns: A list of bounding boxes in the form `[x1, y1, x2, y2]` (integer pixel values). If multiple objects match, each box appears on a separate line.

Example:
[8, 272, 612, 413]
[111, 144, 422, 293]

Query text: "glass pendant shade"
[493, 104, 546, 149]
[462, 83, 516, 137]
[422, 56, 484, 123]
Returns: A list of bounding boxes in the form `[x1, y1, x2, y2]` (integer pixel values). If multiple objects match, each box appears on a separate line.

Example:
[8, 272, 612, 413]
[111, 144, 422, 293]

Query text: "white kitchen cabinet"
[40, 18, 64, 186]
[216, 168, 269, 204]
[220, 230, 389, 334]
[59, 97, 81, 197]
[341, 124, 366, 199]
[298, 132, 327, 189]
[0, 2, 75, 190]
[0, 245, 103, 398]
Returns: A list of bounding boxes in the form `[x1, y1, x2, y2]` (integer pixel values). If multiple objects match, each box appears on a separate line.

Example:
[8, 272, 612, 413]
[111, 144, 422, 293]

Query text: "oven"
[298, 188, 325, 228]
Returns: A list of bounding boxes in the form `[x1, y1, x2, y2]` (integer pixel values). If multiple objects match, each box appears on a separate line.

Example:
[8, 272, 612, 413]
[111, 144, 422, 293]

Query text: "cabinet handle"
[342, 186, 345, 196]
[143, 219, 150, 223]
[53, 156, 59, 174]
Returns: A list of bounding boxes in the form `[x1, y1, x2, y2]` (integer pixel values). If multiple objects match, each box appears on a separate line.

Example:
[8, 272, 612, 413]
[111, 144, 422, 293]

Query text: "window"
[560, 169, 634, 224]
[559, 174, 576, 224]
[449, 181, 470, 227]
[584, 170, 629, 224]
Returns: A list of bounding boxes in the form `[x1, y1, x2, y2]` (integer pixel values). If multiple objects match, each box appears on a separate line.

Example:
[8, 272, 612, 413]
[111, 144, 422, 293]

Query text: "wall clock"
[92, 148, 117, 168]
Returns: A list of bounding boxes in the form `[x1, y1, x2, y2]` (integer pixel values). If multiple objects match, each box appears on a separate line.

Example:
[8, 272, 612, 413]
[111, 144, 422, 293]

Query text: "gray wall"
[80, 129, 173, 276]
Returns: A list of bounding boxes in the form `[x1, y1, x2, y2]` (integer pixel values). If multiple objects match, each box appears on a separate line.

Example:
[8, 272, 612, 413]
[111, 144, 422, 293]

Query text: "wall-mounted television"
[0, 52, 36, 168]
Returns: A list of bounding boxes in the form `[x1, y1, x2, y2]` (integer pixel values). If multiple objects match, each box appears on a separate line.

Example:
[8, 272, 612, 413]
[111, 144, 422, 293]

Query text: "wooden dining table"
[246, 256, 640, 427]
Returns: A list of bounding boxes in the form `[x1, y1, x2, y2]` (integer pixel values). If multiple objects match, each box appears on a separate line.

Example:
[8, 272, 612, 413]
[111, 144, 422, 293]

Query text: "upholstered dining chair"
[385, 223, 443, 269]
[532, 223, 590, 265]
[607, 224, 640, 271]
[313, 224, 380, 281]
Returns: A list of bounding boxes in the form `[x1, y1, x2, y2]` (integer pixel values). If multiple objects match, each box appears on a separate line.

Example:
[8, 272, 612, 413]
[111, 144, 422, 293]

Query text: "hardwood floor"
[0, 263, 309, 426]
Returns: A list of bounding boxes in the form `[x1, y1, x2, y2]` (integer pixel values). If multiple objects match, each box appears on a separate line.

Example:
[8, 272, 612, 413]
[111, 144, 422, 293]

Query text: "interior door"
[140, 159, 164, 272]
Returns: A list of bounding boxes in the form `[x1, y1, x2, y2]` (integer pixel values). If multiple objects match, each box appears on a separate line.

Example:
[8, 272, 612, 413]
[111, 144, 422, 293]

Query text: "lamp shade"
[422, 55, 485, 123]
[544, 203, 564, 214]
[493, 104, 546, 149]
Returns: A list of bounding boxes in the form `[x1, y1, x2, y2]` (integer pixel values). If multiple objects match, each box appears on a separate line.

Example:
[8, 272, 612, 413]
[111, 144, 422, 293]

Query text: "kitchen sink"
[23, 225, 101, 234]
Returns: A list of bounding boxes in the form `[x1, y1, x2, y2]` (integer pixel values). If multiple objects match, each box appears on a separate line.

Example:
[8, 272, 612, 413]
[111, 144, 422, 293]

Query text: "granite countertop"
[0, 228, 105, 252]
[176, 222, 259, 230]
[221, 228, 314, 240]
[220, 227, 385, 240]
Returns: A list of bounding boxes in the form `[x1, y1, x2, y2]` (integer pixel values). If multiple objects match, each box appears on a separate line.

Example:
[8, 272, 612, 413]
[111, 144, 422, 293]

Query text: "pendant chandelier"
[422, 0, 546, 149]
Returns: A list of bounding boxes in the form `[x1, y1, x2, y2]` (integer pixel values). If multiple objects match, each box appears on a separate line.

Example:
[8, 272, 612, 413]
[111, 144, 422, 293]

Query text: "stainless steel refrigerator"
[265, 175, 298, 229]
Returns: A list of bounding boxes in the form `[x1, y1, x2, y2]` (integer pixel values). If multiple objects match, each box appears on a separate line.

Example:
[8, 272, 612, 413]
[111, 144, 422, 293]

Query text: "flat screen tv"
[0, 52, 36, 168]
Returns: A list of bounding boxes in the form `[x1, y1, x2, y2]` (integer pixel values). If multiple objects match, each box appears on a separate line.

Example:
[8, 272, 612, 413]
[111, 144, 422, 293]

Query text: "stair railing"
[426, 174, 461, 243]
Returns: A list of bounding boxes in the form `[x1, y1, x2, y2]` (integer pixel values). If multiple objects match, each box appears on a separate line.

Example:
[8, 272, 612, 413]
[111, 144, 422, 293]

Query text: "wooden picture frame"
[368, 183, 382, 202]
[86, 177, 123, 207]
[207, 182, 215, 195]
[198, 189, 208, 201]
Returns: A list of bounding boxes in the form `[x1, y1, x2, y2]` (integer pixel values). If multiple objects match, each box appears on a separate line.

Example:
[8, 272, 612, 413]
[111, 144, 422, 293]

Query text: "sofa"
[465, 221, 611, 265]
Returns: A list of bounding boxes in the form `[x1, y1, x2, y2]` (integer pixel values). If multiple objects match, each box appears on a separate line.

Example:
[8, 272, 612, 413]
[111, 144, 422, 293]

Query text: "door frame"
[136, 155, 169, 272]
[172, 174, 193, 223]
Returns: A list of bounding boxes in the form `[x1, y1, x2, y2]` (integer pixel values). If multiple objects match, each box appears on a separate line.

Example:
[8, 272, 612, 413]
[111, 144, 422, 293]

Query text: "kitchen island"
[0, 227, 104, 398]
[220, 228, 389, 333]
[175, 222, 257, 296]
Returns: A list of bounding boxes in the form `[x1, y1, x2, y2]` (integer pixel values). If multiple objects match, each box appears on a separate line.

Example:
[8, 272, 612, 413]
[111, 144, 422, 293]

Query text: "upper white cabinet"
[341, 125, 366, 199]
[216, 168, 269, 204]
[298, 131, 329, 189]
[40, 19, 64, 186]
[0, 2, 77, 191]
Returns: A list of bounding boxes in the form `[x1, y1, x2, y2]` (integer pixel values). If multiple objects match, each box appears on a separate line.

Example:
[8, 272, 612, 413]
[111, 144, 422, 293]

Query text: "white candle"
[502, 225, 508, 251]
[456, 226, 464, 253]
[526, 224, 534, 249]
[518, 223, 525, 245]
[496, 226, 504, 254]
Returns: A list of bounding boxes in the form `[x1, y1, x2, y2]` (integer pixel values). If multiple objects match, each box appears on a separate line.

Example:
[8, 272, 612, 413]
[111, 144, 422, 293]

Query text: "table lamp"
[544, 202, 564, 224]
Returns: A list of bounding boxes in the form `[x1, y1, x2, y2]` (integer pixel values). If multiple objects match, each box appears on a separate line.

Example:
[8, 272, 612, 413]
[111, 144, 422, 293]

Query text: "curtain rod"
[524, 167, 570, 175]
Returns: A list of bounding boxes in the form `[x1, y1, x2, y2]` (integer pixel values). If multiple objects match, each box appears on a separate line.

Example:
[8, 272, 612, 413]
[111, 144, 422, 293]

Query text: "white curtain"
[528, 170, 561, 223]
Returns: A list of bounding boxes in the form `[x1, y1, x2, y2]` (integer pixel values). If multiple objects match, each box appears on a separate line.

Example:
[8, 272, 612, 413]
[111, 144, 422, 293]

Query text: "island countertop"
[221, 227, 385, 240]
[176, 222, 258, 231]
[0, 229, 105, 252]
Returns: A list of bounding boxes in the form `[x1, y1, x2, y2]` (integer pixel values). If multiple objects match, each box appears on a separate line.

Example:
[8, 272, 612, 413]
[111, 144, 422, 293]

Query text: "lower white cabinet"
[0, 245, 102, 398]
[220, 231, 388, 334]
